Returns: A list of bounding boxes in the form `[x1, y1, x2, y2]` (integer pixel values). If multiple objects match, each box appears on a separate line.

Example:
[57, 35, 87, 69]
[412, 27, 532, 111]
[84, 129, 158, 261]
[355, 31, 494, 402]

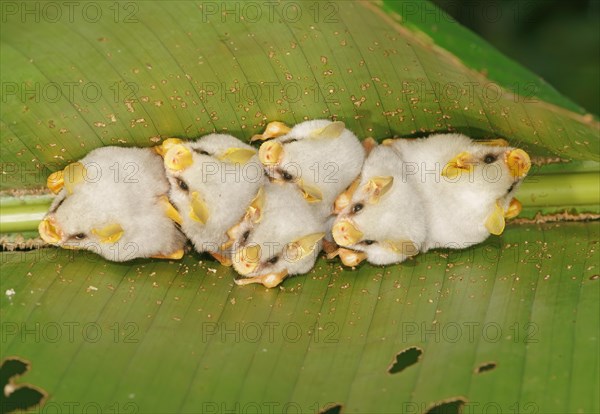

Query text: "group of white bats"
[39, 119, 531, 288]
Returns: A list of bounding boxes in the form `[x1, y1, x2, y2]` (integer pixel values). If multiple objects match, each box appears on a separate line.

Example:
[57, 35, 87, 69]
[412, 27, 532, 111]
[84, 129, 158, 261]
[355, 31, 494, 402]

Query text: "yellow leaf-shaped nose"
[442, 152, 475, 179]
[505, 149, 531, 178]
[92, 223, 124, 244]
[234, 244, 261, 275]
[258, 141, 283, 166]
[504, 198, 522, 219]
[251, 121, 291, 142]
[154, 138, 184, 157]
[484, 202, 506, 236]
[332, 220, 364, 247]
[47, 170, 65, 194]
[38, 217, 62, 244]
[189, 191, 209, 224]
[164, 144, 193, 171]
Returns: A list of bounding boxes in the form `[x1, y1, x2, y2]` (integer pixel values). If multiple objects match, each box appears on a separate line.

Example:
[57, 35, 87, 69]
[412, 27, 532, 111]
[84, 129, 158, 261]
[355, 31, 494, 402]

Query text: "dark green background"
[432, 0, 600, 115]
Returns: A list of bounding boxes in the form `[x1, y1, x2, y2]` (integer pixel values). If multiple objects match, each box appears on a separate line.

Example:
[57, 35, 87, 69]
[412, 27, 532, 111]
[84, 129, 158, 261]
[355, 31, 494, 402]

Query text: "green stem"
[0, 171, 598, 234]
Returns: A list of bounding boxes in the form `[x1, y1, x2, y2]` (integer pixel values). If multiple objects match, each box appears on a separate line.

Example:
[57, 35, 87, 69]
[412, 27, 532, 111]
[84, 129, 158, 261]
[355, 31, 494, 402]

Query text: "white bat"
[159, 134, 265, 266]
[226, 181, 327, 288]
[39, 146, 186, 261]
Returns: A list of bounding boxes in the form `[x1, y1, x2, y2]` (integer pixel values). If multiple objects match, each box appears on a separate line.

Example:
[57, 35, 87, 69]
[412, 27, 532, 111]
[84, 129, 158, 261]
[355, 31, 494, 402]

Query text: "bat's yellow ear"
[385, 240, 419, 256]
[63, 162, 87, 195]
[251, 121, 291, 142]
[298, 180, 323, 203]
[164, 144, 193, 171]
[154, 138, 184, 157]
[258, 141, 283, 166]
[337, 248, 367, 267]
[332, 220, 364, 247]
[218, 147, 256, 164]
[189, 191, 209, 224]
[441, 152, 475, 179]
[506, 148, 531, 178]
[485, 202, 506, 235]
[310, 121, 345, 139]
[47, 170, 65, 194]
[334, 178, 361, 213]
[47, 162, 87, 194]
[285, 232, 325, 262]
[364, 176, 393, 204]
[159, 196, 183, 225]
[92, 223, 124, 244]
[245, 187, 265, 223]
[504, 198, 522, 219]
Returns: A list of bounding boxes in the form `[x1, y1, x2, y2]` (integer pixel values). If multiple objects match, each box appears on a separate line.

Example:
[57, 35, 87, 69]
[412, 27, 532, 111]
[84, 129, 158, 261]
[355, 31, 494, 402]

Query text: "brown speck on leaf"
[97, 37, 107, 42]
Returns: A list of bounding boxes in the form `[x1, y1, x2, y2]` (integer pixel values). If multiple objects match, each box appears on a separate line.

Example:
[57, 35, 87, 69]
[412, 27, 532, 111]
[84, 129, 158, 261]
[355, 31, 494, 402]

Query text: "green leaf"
[1, 1, 598, 412]
[1, 222, 598, 412]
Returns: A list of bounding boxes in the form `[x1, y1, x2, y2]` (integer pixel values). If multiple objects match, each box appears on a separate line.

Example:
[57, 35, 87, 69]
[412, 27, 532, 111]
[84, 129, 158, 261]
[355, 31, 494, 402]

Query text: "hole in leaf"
[388, 346, 423, 374]
[1, 357, 47, 413]
[475, 361, 497, 374]
[590, 274, 599, 280]
[425, 397, 467, 414]
[319, 403, 342, 414]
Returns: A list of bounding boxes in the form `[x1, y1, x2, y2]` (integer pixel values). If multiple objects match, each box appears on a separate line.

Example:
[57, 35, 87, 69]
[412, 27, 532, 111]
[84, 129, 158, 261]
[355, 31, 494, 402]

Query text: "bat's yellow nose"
[505, 149, 531, 178]
[233, 244, 261, 275]
[258, 141, 283, 166]
[332, 220, 363, 247]
[38, 217, 62, 244]
[164, 144, 193, 171]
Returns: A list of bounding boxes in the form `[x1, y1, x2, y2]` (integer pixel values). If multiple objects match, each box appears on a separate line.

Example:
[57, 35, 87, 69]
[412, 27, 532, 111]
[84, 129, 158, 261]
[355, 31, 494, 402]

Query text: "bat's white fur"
[332, 145, 427, 265]
[166, 134, 264, 256]
[43, 147, 186, 261]
[263, 119, 365, 219]
[230, 181, 327, 280]
[389, 134, 525, 250]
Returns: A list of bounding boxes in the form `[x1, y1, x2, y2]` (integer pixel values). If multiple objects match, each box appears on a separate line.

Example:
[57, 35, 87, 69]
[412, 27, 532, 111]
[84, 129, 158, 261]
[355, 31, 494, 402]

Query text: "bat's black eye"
[484, 154, 497, 164]
[242, 230, 250, 242]
[282, 171, 293, 181]
[362, 239, 375, 245]
[74, 233, 86, 240]
[194, 149, 209, 156]
[176, 178, 189, 191]
[267, 256, 279, 265]
[352, 203, 364, 214]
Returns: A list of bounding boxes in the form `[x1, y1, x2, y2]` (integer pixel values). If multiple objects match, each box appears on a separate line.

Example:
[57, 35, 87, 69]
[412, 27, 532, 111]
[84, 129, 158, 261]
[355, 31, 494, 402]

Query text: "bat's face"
[331, 177, 424, 267]
[226, 183, 326, 288]
[38, 149, 185, 261]
[435, 139, 531, 235]
[257, 120, 365, 212]
[160, 134, 264, 258]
